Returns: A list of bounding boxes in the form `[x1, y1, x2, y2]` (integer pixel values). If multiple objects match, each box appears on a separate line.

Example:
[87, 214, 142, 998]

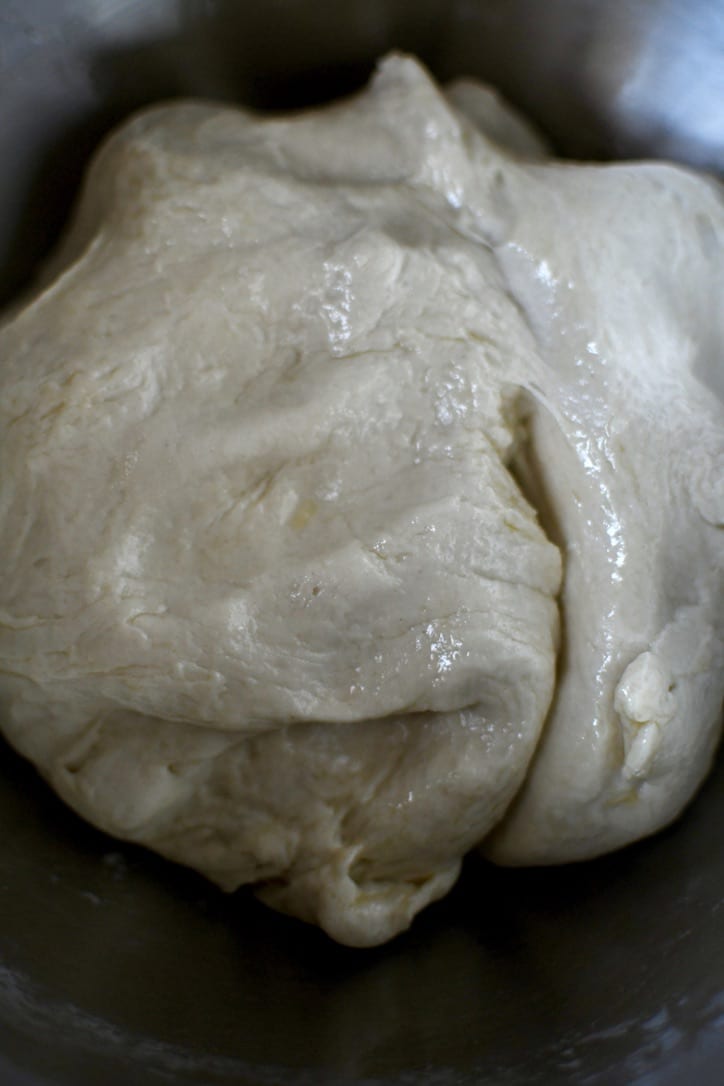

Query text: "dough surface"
[0, 55, 722, 945]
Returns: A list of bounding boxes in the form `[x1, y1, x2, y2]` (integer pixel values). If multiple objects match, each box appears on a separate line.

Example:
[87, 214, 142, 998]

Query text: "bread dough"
[0, 55, 721, 945]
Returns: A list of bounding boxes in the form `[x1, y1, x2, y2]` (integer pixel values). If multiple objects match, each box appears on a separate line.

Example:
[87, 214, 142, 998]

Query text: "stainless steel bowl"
[1, 3, 723, 1083]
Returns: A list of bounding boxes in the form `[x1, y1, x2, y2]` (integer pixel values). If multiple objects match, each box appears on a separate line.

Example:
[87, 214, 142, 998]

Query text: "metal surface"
[0, 2, 723, 1083]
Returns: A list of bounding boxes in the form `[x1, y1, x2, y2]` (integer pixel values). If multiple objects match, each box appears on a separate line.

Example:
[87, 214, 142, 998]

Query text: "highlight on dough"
[0, 54, 722, 947]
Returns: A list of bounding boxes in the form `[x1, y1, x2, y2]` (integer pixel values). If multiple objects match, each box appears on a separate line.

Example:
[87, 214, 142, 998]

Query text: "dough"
[0, 55, 721, 946]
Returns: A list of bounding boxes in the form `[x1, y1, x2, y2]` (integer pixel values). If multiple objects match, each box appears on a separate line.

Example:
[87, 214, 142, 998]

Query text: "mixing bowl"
[1, 2, 722, 1083]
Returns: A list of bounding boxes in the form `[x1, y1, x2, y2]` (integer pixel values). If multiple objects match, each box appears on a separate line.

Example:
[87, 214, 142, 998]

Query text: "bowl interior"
[0, 3, 723, 1084]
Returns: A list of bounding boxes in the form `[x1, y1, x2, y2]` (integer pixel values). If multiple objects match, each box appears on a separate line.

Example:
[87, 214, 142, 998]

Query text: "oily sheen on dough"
[0, 55, 722, 946]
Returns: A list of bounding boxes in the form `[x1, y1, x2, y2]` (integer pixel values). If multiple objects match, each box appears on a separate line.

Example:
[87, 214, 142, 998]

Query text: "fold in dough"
[0, 55, 722, 946]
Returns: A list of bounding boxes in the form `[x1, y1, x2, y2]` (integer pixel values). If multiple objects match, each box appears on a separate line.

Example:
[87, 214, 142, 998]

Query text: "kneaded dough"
[0, 55, 722, 946]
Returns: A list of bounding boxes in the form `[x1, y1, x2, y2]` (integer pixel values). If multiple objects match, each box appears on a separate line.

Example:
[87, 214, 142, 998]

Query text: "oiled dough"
[0, 55, 722, 945]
